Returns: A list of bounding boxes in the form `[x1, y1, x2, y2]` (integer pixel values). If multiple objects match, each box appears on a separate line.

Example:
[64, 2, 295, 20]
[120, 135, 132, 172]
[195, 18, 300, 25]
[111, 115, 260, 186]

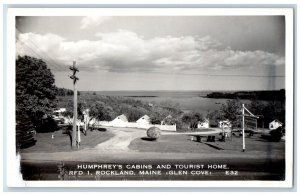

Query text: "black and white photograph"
[6, 7, 294, 187]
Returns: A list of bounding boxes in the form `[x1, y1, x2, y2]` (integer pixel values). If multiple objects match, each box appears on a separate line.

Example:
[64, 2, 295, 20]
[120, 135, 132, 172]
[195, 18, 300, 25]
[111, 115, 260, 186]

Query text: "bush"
[146, 127, 161, 140]
[270, 127, 284, 142]
[36, 117, 59, 133]
[16, 113, 36, 150]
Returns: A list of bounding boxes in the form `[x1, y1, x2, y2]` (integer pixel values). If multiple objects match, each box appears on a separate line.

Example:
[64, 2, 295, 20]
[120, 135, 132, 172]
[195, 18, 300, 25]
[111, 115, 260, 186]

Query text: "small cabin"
[136, 115, 151, 125]
[198, 119, 209, 128]
[110, 114, 128, 127]
[269, 119, 283, 130]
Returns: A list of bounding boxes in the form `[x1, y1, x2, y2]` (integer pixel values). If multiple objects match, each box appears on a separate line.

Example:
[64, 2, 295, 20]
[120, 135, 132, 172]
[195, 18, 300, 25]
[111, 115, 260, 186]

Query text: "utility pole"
[242, 104, 245, 152]
[238, 104, 259, 152]
[70, 61, 79, 149]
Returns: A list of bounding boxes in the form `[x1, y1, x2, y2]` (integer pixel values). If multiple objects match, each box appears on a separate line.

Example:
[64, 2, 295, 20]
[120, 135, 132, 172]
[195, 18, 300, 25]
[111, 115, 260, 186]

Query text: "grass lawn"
[129, 133, 285, 155]
[21, 128, 115, 153]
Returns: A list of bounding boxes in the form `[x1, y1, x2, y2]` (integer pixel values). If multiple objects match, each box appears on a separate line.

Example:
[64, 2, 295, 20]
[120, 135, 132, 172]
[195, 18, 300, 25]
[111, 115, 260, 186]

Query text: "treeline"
[57, 92, 285, 130]
[206, 89, 285, 102]
[57, 93, 182, 124]
[57, 87, 81, 96]
[57, 94, 211, 130]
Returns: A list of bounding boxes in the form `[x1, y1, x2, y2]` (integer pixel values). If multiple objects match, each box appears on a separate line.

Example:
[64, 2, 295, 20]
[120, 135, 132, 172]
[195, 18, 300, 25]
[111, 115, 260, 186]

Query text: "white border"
[6, 8, 294, 188]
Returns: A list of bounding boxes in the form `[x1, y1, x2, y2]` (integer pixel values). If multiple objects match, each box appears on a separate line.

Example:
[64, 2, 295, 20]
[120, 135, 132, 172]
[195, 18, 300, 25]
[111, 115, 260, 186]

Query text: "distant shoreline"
[124, 96, 158, 98]
[206, 89, 285, 101]
[78, 90, 285, 101]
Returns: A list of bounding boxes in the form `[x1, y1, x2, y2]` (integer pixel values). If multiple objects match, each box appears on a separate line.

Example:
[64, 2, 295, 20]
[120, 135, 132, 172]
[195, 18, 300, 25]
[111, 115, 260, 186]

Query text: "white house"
[198, 119, 209, 128]
[269, 119, 283, 130]
[110, 114, 128, 127]
[219, 120, 232, 128]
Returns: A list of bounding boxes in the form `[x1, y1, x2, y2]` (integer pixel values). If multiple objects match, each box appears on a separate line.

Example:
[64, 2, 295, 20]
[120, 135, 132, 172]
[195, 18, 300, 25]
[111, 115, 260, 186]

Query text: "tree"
[16, 113, 36, 150]
[181, 111, 205, 130]
[16, 55, 57, 129]
[162, 115, 177, 125]
[246, 100, 285, 128]
[261, 101, 285, 127]
[88, 101, 115, 128]
[118, 104, 148, 122]
[158, 100, 182, 116]
[219, 99, 242, 128]
[149, 106, 169, 124]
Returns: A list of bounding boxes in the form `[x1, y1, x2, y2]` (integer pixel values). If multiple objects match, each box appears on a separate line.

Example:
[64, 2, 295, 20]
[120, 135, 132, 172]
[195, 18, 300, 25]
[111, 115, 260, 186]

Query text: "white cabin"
[198, 119, 209, 128]
[110, 114, 128, 127]
[269, 119, 283, 130]
[136, 115, 151, 124]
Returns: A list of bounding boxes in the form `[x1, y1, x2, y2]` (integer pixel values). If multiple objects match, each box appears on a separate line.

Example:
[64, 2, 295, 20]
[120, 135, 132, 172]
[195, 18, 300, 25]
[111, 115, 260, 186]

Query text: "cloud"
[80, 16, 111, 29]
[16, 30, 285, 73]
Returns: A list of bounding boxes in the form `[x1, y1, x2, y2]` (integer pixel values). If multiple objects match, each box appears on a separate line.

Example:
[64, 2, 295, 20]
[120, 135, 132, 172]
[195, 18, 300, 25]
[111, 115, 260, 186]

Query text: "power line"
[79, 66, 285, 78]
[139, 71, 285, 78]
[16, 35, 62, 71]
[16, 28, 65, 71]
[16, 29, 63, 71]
[16, 36, 64, 71]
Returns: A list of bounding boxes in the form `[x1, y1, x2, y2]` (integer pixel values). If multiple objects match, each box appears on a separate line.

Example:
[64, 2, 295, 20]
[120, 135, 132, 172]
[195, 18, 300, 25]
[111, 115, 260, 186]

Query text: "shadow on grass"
[87, 127, 107, 132]
[141, 137, 157, 142]
[188, 138, 224, 150]
[255, 137, 284, 143]
[97, 128, 107, 132]
[20, 140, 37, 149]
[60, 129, 73, 147]
[203, 142, 224, 150]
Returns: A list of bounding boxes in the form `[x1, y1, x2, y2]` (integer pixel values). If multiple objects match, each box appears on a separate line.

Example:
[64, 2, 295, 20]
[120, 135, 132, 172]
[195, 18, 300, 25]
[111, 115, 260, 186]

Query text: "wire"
[16, 36, 65, 71]
[78, 66, 285, 78]
[16, 28, 66, 71]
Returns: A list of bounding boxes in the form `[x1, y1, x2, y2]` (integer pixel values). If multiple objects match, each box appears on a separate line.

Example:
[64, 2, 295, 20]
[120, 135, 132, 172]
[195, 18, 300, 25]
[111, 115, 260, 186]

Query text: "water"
[85, 91, 232, 114]
[92, 90, 210, 98]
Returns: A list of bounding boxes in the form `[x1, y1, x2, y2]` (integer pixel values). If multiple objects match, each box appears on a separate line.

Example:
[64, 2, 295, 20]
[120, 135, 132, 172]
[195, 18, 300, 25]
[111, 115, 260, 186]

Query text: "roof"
[270, 119, 283, 124]
[137, 115, 150, 121]
[116, 114, 128, 122]
[199, 119, 209, 124]
[203, 118, 209, 123]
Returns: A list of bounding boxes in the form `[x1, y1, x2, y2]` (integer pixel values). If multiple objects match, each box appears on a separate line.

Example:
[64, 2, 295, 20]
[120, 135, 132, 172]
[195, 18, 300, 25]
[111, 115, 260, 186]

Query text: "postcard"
[5, 7, 294, 188]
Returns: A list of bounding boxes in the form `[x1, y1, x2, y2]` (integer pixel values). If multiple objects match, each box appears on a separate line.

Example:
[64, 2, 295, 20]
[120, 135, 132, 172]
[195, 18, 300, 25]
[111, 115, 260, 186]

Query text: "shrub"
[146, 127, 161, 140]
[270, 127, 284, 142]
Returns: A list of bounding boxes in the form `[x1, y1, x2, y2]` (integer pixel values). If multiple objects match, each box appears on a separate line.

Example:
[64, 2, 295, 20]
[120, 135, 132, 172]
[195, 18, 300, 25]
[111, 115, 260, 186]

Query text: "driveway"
[94, 127, 223, 152]
[94, 127, 146, 151]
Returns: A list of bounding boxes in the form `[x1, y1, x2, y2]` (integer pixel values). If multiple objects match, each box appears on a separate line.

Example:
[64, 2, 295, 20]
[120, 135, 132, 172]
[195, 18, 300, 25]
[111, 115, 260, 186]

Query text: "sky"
[16, 16, 285, 91]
